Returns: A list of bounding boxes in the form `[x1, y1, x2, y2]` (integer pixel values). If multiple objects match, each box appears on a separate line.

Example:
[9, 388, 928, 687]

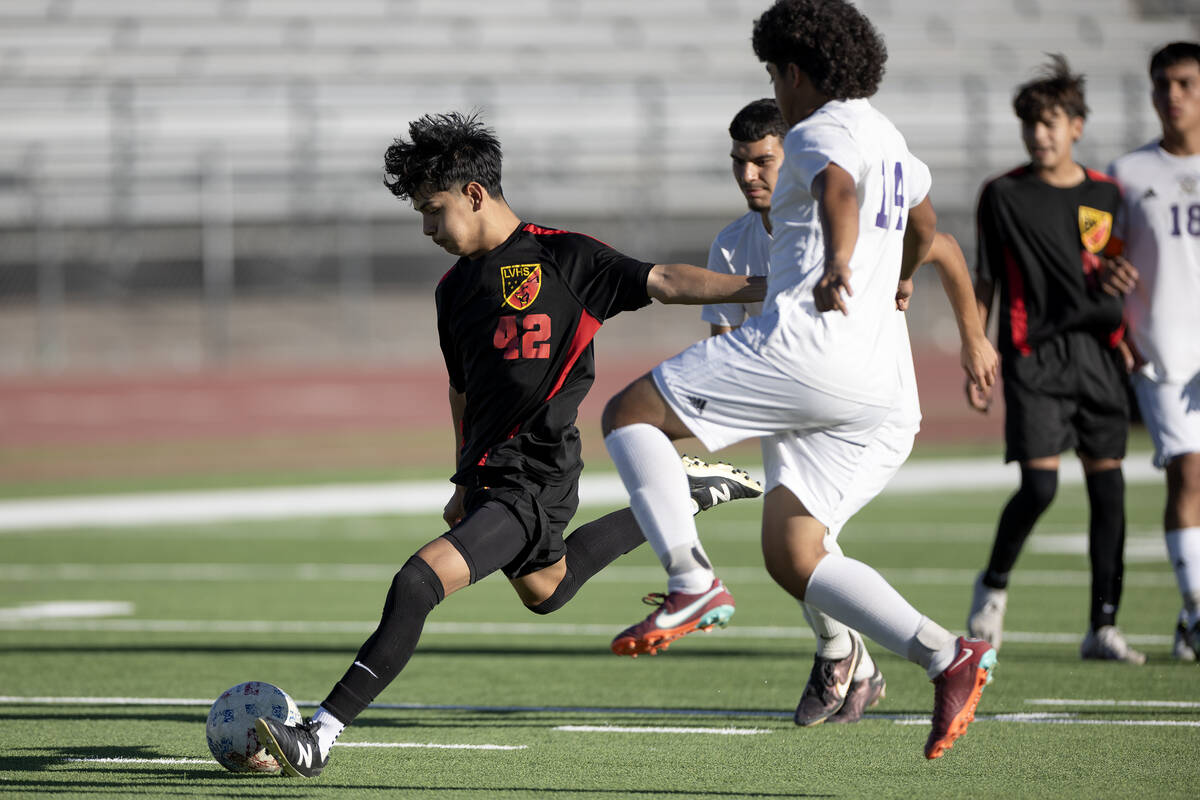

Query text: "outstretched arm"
[646, 264, 766, 305]
[921, 233, 998, 403]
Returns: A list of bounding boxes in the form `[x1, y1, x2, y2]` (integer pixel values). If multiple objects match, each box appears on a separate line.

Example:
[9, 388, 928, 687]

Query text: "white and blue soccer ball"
[206, 681, 301, 773]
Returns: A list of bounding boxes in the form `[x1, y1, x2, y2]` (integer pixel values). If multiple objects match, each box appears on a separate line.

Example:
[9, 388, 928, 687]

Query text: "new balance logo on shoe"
[705, 485, 732, 507]
[681, 455, 763, 515]
[295, 741, 313, 770]
[255, 716, 330, 778]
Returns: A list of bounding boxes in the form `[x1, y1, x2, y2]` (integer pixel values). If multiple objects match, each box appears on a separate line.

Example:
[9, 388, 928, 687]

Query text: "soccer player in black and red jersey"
[254, 111, 765, 779]
[965, 56, 1144, 663]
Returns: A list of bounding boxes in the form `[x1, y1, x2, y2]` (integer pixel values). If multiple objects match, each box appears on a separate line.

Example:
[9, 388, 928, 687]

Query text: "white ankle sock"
[310, 706, 345, 758]
[803, 554, 957, 679]
[605, 423, 714, 594]
[855, 645, 877, 681]
[1166, 527, 1200, 626]
[801, 601, 852, 660]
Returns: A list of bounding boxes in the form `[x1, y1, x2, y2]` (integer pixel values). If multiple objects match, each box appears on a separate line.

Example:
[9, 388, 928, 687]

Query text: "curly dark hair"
[729, 98, 788, 143]
[751, 0, 887, 100]
[1013, 54, 1088, 122]
[383, 111, 503, 202]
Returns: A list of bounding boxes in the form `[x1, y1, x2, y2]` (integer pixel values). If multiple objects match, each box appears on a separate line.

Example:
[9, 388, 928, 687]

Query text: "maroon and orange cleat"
[925, 636, 996, 759]
[611, 579, 735, 657]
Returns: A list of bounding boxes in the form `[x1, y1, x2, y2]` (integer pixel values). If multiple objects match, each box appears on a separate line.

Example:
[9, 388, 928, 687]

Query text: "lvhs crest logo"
[1078, 206, 1113, 253]
[501, 263, 542, 310]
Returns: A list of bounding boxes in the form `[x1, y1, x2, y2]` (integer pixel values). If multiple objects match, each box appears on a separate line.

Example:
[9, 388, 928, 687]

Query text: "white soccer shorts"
[1134, 372, 1200, 468]
[823, 416, 919, 538]
[652, 328, 889, 526]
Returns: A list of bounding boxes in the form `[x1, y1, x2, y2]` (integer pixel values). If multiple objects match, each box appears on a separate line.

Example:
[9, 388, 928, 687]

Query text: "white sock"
[801, 601, 852, 660]
[605, 423, 714, 594]
[310, 706, 345, 758]
[1166, 527, 1200, 626]
[855, 644, 877, 681]
[803, 554, 957, 679]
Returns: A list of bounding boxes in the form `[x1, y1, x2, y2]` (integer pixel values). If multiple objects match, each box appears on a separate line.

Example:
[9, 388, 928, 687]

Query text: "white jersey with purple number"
[701, 211, 769, 328]
[762, 98, 932, 407]
[1109, 142, 1200, 384]
[701, 204, 921, 431]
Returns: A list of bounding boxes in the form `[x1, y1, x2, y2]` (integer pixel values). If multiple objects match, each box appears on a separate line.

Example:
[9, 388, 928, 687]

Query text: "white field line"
[0, 456, 1161, 531]
[0, 616, 1174, 646]
[65, 757, 211, 765]
[0, 563, 1173, 586]
[6, 697, 1193, 731]
[893, 713, 1200, 728]
[555, 725, 770, 735]
[1026, 698, 1200, 709]
[337, 742, 526, 751]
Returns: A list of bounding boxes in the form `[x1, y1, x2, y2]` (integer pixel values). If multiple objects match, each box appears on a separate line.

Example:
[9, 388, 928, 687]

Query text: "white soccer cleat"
[966, 573, 1007, 649]
[1080, 625, 1147, 665]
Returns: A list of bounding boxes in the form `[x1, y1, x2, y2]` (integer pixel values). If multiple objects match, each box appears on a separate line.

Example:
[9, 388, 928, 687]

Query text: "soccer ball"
[205, 681, 301, 773]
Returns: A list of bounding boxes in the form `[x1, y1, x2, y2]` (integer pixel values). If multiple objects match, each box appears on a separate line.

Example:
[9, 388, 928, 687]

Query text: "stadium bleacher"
[0, 0, 1193, 369]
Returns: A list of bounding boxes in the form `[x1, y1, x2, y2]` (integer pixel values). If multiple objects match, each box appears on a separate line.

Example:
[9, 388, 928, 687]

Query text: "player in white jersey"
[1105, 41, 1200, 659]
[601, 0, 998, 759]
[700, 98, 998, 725]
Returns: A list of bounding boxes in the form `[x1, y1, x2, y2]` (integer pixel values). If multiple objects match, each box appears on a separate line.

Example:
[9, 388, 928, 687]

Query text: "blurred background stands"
[0, 0, 1193, 373]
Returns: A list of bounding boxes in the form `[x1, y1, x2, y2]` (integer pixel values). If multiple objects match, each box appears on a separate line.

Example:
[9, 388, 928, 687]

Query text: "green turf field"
[1, 472, 1197, 798]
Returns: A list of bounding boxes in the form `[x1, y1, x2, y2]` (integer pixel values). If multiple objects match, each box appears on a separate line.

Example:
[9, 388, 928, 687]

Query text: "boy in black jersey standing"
[253, 111, 765, 779]
[966, 56, 1143, 663]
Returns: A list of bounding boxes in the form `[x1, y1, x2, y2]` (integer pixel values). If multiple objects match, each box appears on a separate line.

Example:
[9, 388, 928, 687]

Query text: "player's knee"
[601, 375, 658, 435]
[1020, 467, 1059, 512]
[1085, 467, 1125, 516]
[601, 389, 638, 435]
[389, 556, 445, 613]
[1169, 457, 1200, 525]
[525, 569, 578, 615]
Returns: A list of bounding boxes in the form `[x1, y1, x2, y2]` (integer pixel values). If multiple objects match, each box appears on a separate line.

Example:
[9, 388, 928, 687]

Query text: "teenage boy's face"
[1020, 107, 1083, 173]
[1152, 59, 1200, 139]
[412, 184, 481, 258]
[730, 135, 783, 213]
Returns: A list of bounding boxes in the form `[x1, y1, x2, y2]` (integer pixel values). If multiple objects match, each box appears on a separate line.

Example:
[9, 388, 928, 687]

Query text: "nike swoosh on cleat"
[833, 668, 854, 699]
[653, 585, 725, 630]
[949, 646, 975, 673]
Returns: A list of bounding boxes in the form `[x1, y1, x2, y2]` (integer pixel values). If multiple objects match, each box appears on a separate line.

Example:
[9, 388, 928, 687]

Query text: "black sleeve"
[975, 181, 1003, 286]
[557, 234, 654, 321]
[434, 279, 465, 393]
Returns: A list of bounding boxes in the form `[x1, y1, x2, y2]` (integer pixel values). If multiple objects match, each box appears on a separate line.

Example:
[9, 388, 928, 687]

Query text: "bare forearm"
[647, 263, 766, 305]
[929, 235, 985, 342]
[900, 197, 937, 281]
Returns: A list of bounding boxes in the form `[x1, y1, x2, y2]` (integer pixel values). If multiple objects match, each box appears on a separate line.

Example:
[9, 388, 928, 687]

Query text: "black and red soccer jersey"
[435, 222, 653, 484]
[976, 166, 1125, 357]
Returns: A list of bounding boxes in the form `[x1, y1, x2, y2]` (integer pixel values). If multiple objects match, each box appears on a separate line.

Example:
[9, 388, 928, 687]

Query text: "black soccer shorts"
[1002, 330, 1129, 463]
[442, 471, 578, 582]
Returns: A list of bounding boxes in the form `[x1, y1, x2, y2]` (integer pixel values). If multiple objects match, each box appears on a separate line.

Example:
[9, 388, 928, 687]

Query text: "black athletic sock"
[529, 508, 645, 614]
[983, 467, 1058, 589]
[1086, 467, 1126, 629]
[321, 555, 444, 724]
